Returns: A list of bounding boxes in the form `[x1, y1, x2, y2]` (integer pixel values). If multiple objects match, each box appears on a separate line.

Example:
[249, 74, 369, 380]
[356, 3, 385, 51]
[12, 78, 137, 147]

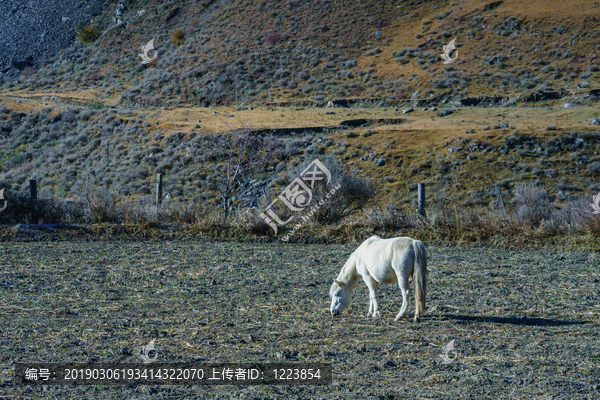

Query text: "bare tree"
[201, 128, 271, 219]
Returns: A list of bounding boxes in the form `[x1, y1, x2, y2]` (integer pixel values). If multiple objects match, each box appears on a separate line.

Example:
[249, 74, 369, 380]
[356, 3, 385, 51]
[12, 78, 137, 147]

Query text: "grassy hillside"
[3, 0, 600, 106]
[0, 0, 599, 244]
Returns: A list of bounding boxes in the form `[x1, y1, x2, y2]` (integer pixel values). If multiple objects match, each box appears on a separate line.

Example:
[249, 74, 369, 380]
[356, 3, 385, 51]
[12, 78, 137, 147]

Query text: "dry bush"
[288, 157, 376, 224]
[264, 32, 281, 45]
[0, 189, 89, 224]
[233, 210, 273, 235]
[172, 29, 185, 46]
[426, 202, 503, 241]
[158, 200, 207, 224]
[0, 189, 33, 223]
[363, 203, 415, 231]
[549, 197, 600, 236]
[84, 186, 121, 223]
[512, 183, 551, 227]
[120, 196, 209, 226]
[76, 25, 101, 45]
[36, 197, 90, 223]
[120, 197, 156, 226]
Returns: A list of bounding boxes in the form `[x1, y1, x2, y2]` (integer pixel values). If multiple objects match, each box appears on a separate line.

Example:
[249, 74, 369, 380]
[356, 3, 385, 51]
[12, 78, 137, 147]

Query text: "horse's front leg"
[362, 275, 380, 317]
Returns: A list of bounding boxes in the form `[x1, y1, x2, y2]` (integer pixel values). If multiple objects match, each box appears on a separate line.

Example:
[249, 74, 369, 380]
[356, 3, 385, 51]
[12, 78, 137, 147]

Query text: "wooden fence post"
[417, 183, 426, 218]
[156, 173, 163, 207]
[29, 179, 37, 224]
[495, 184, 508, 219]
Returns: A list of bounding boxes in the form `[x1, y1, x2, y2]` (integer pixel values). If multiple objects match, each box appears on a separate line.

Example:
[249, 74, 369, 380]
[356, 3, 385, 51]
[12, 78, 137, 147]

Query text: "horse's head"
[329, 279, 352, 316]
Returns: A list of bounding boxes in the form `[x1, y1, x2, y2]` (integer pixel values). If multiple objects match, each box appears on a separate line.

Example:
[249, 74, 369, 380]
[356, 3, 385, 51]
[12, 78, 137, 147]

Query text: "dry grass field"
[0, 239, 598, 399]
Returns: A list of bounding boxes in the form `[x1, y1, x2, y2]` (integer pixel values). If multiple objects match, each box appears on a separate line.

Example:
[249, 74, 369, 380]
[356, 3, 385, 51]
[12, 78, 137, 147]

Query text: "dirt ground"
[0, 239, 598, 399]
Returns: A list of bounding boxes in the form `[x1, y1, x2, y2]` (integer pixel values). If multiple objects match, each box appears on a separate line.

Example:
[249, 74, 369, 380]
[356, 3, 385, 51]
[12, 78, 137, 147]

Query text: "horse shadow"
[441, 314, 589, 327]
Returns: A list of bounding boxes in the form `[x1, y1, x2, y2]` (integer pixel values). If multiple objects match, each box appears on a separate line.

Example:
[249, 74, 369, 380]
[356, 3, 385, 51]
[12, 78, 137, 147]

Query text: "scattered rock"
[591, 118, 600, 125]
[422, 107, 428, 111]
[545, 125, 557, 131]
[402, 107, 413, 114]
[430, 107, 437, 111]
[562, 103, 579, 107]
[438, 110, 455, 117]
[325, 111, 335, 115]
[374, 30, 383, 38]
[556, 191, 566, 200]
[448, 147, 463, 153]
[376, 158, 385, 166]
[410, 90, 420, 99]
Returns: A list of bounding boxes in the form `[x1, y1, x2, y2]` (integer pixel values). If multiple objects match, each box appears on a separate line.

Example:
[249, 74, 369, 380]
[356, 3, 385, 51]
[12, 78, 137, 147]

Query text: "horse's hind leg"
[362, 275, 380, 317]
[394, 276, 410, 321]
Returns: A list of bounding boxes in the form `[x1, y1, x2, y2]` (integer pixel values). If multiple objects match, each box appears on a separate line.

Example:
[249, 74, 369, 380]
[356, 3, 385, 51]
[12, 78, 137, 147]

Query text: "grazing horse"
[329, 236, 427, 322]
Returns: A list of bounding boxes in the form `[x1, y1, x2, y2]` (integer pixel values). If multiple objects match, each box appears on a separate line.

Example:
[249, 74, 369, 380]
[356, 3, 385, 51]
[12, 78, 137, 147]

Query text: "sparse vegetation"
[75, 25, 101, 45]
[172, 29, 186, 46]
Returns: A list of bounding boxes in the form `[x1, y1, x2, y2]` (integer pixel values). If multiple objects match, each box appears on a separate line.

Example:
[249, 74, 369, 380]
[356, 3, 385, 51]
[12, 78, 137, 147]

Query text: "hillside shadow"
[443, 314, 589, 327]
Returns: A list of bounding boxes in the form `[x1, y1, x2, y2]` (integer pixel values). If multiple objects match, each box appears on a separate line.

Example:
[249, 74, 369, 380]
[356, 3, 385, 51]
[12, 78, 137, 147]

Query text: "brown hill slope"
[3, 0, 600, 106]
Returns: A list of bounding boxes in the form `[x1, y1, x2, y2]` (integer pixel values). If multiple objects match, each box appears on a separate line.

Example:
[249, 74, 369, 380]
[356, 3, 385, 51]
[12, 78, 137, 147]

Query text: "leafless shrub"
[199, 128, 272, 219]
[158, 200, 207, 224]
[512, 183, 552, 227]
[37, 197, 90, 223]
[363, 203, 415, 230]
[84, 184, 121, 223]
[288, 157, 376, 224]
[550, 197, 600, 235]
[233, 210, 273, 235]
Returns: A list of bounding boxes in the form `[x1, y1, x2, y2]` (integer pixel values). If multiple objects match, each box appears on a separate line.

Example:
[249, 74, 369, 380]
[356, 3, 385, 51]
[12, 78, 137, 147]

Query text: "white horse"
[329, 236, 427, 322]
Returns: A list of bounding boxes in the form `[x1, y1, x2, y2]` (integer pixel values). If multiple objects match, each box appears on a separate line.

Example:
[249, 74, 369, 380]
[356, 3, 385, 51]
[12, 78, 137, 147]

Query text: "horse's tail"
[412, 240, 427, 322]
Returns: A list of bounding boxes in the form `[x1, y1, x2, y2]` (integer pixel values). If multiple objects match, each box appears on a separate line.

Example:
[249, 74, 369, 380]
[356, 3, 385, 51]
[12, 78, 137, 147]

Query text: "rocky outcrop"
[0, 0, 106, 75]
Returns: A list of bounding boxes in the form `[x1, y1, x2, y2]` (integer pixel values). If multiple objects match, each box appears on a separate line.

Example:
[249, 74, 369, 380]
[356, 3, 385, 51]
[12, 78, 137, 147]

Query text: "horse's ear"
[334, 279, 344, 288]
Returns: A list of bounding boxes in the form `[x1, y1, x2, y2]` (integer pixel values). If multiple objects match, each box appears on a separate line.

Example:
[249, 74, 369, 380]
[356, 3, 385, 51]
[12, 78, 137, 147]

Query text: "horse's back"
[355, 236, 418, 283]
